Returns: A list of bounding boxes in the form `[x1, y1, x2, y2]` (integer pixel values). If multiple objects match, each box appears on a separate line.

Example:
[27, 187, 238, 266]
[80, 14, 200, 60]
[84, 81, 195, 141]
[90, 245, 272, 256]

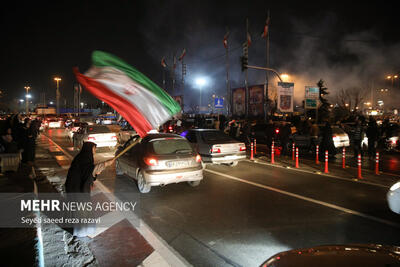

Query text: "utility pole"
[264, 10, 270, 121]
[224, 28, 230, 117]
[172, 53, 176, 94]
[54, 77, 61, 115]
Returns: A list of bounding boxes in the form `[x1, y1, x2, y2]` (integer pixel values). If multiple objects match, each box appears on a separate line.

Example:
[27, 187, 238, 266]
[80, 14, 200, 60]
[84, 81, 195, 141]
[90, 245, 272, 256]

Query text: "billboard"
[172, 95, 183, 110]
[305, 86, 319, 109]
[277, 82, 294, 112]
[232, 85, 265, 116]
[249, 85, 264, 116]
[232, 87, 246, 115]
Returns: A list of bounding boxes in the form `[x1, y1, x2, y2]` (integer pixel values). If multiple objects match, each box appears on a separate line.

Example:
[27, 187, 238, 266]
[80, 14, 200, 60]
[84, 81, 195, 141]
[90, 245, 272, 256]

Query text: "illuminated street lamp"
[386, 74, 398, 88]
[281, 73, 290, 82]
[195, 77, 207, 113]
[54, 77, 61, 115]
[24, 86, 30, 114]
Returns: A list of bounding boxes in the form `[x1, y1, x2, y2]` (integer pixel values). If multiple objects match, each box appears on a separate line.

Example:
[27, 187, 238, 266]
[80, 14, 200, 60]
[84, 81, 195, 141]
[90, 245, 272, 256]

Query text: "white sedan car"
[387, 181, 400, 214]
[73, 125, 117, 148]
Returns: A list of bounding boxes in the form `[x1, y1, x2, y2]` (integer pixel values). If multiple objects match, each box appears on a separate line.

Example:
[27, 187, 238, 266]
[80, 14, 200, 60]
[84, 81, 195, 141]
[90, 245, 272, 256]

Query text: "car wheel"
[229, 161, 238, 167]
[115, 160, 124, 175]
[188, 180, 201, 187]
[137, 171, 151, 193]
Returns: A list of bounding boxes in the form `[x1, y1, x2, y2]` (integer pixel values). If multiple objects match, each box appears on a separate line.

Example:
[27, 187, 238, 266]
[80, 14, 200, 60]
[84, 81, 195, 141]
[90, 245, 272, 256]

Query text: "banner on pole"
[277, 82, 294, 112]
[305, 86, 319, 109]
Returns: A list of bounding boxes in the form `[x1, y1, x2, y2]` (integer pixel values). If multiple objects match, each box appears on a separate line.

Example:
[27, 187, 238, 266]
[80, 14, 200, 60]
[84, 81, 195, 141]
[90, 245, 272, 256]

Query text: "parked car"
[250, 122, 282, 145]
[181, 129, 246, 166]
[73, 125, 117, 148]
[261, 244, 400, 267]
[115, 133, 203, 193]
[387, 180, 400, 214]
[286, 126, 349, 153]
[117, 124, 137, 144]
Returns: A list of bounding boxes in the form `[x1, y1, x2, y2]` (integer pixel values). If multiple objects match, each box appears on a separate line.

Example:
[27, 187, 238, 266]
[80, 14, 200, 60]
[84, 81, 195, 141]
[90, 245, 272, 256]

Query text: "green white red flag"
[74, 51, 181, 137]
[161, 57, 167, 68]
[178, 49, 186, 61]
[261, 16, 270, 38]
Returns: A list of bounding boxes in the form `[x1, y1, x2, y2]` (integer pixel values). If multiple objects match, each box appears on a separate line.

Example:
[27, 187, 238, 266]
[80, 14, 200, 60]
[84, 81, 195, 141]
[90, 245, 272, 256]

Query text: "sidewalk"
[0, 163, 38, 266]
[34, 134, 188, 266]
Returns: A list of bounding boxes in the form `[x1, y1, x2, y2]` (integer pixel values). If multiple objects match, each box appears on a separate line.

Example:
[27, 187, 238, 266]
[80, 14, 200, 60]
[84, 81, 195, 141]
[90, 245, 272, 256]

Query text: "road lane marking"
[245, 159, 390, 189]
[42, 134, 191, 267]
[205, 168, 400, 229]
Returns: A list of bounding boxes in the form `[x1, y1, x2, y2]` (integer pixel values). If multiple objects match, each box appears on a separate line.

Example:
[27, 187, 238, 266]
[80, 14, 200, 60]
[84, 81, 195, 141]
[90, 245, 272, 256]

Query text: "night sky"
[1, 0, 399, 111]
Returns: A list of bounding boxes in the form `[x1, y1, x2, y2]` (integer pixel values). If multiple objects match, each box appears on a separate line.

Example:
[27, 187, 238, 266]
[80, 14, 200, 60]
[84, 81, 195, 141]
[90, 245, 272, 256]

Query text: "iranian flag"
[223, 31, 229, 49]
[74, 51, 181, 137]
[178, 49, 186, 61]
[247, 31, 252, 47]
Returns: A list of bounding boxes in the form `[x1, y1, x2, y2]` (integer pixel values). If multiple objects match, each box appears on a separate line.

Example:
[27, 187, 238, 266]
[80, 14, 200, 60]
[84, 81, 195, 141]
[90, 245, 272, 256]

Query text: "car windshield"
[87, 126, 111, 133]
[150, 138, 193, 155]
[201, 131, 232, 142]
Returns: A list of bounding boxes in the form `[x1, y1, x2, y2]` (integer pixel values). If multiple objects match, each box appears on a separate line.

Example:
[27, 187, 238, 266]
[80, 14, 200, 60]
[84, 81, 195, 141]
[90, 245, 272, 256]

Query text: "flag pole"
[245, 18, 249, 119]
[172, 53, 176, 94]
[225, 28, 230, 117]
[162, 65, 166, 91]
[114, 137, 142, 160]
[181, 57, 185, 112]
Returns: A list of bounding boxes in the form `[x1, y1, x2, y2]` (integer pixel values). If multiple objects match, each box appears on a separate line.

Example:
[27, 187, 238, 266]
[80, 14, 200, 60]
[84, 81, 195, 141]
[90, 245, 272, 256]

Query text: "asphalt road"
[44, 128, 400, 267]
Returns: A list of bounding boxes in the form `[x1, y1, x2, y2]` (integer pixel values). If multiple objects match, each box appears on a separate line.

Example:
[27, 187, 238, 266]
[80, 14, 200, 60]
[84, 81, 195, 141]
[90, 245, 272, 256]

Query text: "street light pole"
[54, 77, 61, 115]
[24, 86, 30, 114]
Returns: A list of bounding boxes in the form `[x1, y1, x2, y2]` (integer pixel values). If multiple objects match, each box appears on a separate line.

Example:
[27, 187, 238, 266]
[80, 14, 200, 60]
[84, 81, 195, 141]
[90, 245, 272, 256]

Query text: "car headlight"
[390, 182, 400, 191]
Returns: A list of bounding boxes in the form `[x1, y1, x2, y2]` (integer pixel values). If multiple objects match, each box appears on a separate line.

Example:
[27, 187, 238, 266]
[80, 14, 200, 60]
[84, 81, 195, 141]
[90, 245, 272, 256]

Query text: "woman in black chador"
[64, 142, 113, 237]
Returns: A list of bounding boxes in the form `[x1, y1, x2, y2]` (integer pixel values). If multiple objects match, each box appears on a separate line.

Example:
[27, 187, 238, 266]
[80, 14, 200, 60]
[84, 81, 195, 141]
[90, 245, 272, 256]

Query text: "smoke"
[138, 2, 400, 110]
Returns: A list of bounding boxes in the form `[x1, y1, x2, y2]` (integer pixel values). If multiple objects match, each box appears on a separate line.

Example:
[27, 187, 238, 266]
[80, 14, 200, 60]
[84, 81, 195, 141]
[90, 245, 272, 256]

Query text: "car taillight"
[168, 126, 173, 130]
[211, 147, 221, 153]
[144, 157, 158, 166]
[195, 154, 202, 163]
[275, 129, 280, 134]
[240, 146, 246, 151]
[88, 136, 96, 141]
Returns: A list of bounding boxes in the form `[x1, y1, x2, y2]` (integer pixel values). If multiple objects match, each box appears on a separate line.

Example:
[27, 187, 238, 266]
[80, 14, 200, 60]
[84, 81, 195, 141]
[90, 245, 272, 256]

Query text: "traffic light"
[240, 56, 248, 71]
[182, 63, 186, 75]
[241, 42, 248, 71]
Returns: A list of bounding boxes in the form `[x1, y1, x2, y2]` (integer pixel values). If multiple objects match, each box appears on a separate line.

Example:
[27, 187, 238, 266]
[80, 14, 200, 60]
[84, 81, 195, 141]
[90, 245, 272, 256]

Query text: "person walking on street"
[366, 117, 378, 159]
[265, 119, 274, 149]
[352, 120, 363, 158]
[320, 121, 336, 157]
[280, 121, 291, 155]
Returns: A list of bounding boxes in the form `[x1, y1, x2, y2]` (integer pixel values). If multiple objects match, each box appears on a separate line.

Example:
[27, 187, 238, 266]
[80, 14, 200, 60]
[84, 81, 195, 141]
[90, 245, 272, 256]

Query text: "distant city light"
[19, 99, 24, 102]
[26, 94, 32, 98]
[49, 101, 54, 105]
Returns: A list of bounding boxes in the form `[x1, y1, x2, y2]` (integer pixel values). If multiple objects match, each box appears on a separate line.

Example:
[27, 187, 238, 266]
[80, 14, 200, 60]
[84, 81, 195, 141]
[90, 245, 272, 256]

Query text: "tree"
[317, 79, 331, 122]
[336, 87, 364, 114]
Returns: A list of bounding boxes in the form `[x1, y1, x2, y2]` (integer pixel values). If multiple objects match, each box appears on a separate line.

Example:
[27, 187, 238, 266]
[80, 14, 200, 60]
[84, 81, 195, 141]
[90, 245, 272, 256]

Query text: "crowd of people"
[0, 114, 42, 165]
[164, 113, 399, 159]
